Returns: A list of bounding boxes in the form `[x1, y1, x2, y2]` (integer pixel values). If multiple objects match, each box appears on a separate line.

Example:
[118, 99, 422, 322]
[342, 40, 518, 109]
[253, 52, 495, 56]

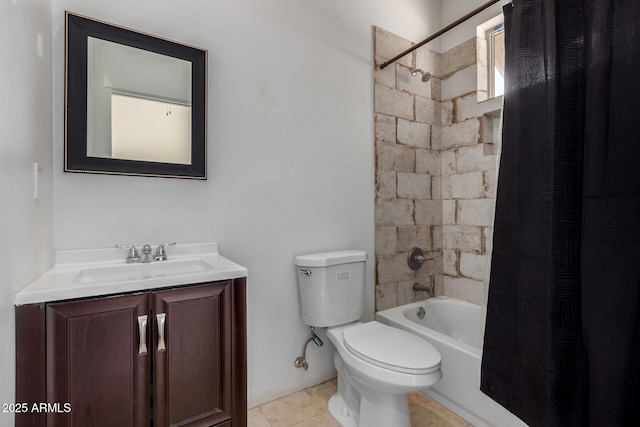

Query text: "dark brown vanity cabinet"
[16, 279, 247, 427]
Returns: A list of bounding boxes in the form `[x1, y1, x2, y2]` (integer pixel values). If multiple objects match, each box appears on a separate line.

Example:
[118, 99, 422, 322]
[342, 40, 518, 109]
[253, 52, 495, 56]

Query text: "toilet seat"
[343, 321, 441, 375]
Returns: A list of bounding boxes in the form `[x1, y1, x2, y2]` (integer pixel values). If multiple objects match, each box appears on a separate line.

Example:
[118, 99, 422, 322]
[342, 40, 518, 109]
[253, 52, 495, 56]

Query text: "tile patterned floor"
[248, 378, 473, 427]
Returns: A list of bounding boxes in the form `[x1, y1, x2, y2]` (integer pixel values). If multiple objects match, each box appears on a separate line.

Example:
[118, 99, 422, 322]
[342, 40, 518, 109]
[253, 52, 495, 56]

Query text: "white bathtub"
[376, 296, 528, 427]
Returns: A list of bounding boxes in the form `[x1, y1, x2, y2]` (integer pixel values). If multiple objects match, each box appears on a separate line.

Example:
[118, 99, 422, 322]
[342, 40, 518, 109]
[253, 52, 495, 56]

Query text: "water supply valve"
[294, 326, 324, 371]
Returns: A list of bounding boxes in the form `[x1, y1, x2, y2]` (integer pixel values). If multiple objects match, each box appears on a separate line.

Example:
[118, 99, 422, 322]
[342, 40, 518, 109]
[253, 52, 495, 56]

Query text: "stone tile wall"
[374, 27, 502, 310]
[439, 37, 500, 306]
[373, 27, 443, 311]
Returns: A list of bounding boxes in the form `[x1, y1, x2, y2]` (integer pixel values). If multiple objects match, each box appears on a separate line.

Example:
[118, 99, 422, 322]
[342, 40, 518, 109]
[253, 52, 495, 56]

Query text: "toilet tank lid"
[295, 250, 367, 267]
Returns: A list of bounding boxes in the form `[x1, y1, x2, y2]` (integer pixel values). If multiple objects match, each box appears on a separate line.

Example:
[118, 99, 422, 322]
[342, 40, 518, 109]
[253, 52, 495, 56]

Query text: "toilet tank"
[295, 250, 367, 327]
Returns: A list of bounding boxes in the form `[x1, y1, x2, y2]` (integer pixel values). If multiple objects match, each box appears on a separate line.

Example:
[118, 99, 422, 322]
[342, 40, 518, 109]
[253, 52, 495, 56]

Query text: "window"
[477, 15, 505, 101]
[488, 24, 505, 98]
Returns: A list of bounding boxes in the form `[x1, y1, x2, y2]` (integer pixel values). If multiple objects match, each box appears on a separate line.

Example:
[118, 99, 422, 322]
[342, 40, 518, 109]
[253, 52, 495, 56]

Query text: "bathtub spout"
[412, 282, 434, 297]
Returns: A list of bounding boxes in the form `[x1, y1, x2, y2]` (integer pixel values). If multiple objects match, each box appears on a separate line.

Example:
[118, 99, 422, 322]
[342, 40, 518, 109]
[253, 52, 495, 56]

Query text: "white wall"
[0, 0, 53, 424]
[50, 0, 440, 407]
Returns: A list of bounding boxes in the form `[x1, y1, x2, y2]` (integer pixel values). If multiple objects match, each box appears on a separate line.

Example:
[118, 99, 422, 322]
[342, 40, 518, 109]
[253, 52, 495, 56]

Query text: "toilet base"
[328, 393, 358, 427]
[328, 389, 411, 427]
[357, 386, 410, 427]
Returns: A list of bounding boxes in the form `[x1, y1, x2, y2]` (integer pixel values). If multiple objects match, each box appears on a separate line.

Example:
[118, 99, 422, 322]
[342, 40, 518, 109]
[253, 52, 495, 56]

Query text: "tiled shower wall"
[373, 27, 444, 311]
[373, 27, 501, 310]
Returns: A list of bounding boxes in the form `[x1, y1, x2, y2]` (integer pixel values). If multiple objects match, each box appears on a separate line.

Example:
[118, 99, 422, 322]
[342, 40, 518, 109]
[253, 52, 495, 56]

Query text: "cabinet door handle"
[157, 313, 166, 352]
[137, 315, 148, 355]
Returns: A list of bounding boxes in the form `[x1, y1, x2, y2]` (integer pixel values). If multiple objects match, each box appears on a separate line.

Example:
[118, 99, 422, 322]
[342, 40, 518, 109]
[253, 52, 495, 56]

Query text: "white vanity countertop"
[15, 243, 247, 305]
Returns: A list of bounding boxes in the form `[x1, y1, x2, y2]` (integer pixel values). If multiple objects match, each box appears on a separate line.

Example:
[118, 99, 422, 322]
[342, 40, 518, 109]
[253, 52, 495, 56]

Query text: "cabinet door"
[153, 281, 232, 427]
[46, 292, 150, 427]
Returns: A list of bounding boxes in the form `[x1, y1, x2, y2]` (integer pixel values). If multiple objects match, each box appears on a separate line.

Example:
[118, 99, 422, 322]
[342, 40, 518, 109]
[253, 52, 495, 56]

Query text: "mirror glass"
[65, 12, 207, 179]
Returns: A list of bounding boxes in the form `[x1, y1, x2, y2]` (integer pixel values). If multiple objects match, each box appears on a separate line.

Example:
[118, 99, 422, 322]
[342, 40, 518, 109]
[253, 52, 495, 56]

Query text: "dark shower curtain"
[480, 1, 640, 426]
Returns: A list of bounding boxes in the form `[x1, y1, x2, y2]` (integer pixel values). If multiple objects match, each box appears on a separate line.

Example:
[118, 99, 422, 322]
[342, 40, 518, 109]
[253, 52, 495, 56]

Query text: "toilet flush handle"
[298, 269, 312, 276]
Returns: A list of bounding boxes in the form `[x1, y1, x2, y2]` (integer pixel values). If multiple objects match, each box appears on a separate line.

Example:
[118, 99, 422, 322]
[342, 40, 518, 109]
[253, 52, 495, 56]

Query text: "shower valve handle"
[408, 247, 431, 270]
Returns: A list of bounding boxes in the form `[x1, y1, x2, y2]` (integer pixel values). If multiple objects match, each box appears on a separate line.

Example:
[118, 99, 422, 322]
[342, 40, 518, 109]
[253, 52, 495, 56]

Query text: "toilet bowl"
[326, 322, 441, 427]
[295, 250, 442, 427]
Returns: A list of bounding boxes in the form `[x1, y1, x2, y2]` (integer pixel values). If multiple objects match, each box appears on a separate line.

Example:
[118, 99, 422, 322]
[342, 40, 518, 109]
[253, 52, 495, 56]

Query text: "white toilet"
[295, 250, 441, 427]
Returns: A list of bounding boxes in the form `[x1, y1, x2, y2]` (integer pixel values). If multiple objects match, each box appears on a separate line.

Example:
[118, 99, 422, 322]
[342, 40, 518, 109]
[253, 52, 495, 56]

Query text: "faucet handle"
[116, 245, 140, 263]
[154, 242, 176, 261]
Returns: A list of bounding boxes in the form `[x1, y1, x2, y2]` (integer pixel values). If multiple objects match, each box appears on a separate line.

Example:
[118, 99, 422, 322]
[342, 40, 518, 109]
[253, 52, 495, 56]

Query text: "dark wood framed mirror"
[65, 12, 207, 179]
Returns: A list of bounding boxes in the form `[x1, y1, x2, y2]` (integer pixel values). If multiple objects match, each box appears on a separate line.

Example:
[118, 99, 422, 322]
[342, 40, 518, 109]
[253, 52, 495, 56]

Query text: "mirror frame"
[65, 12, 207, 179]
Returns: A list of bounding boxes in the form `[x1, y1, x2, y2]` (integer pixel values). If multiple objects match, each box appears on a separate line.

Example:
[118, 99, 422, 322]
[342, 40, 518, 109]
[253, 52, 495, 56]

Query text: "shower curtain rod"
[378, 0, 502, 70]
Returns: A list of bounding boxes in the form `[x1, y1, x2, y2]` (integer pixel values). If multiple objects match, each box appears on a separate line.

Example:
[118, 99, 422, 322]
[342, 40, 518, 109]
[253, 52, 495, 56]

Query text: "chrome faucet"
[413, 282, 434, 298]
[117, 242, 176, 263]
[141, 244, 154, 263]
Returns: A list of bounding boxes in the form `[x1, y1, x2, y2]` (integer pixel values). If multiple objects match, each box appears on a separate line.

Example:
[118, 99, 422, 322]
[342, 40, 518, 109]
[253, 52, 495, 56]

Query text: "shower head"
[410, 68, 432, 82]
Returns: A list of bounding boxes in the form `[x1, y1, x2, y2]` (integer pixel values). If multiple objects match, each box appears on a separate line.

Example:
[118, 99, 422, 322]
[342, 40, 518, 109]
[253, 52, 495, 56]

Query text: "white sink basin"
[72, 258, 215, 284]
[16, 243, 248, 305]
